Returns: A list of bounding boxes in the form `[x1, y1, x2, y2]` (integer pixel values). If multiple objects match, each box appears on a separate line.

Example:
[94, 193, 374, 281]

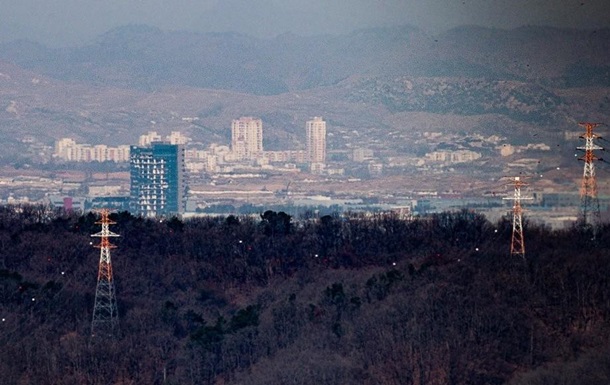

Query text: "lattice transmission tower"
[577, 122, 604, 231]
[91, 209, 120, 337]
[504, 176, 531, 258]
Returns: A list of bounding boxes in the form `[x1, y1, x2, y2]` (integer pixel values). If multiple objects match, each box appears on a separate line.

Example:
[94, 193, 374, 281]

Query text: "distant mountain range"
[1, 24, 609, 94]
[0, 24, 608, 164]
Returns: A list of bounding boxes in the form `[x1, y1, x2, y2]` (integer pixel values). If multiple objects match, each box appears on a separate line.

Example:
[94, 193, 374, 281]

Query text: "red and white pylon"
[504, 177, 532, 258]
[577, 122, 603, 230]
[91, 209, 120, 337]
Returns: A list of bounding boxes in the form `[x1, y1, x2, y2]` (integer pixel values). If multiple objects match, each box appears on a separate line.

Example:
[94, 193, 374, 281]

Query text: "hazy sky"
[1, 0, 609, 46]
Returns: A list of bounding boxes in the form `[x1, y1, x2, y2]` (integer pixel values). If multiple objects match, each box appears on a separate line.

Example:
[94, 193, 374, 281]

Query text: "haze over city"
[0, 0, 608, 216]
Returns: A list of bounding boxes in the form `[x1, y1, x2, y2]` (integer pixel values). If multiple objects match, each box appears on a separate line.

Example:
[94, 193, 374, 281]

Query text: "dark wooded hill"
[0, 206, 609, 384]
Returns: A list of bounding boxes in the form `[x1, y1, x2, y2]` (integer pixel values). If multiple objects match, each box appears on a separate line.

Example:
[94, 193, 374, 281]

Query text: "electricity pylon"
[577, 122, 603, 231]
[504, 177, 532, 258]
[91, 209, 120, 337]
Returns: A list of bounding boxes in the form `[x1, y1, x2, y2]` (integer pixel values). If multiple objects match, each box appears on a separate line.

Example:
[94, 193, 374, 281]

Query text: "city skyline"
[0, 11, 606, 226]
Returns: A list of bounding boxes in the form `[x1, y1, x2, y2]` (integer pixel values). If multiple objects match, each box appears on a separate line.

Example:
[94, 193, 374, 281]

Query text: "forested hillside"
[0, 207, 609, 384]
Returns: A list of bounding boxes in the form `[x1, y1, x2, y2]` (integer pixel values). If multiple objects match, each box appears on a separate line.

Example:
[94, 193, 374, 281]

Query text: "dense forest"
[0, 206, 609, 385]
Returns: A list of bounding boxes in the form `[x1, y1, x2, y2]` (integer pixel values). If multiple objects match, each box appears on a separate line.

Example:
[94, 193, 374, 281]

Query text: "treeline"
[0, 205, 609, 384]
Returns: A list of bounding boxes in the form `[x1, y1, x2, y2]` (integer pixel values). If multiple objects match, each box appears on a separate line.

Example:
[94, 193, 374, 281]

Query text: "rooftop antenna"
[91, 209, 120, 338]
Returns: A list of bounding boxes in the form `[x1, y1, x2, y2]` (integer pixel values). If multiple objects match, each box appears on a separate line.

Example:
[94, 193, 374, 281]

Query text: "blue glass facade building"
[129, 143, 185, 217]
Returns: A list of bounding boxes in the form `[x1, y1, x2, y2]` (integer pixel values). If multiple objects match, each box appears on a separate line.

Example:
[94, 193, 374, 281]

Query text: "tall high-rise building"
[129, 143, 185, 217]
[231, 117, 263, 161]
[306, 117, 326, 172]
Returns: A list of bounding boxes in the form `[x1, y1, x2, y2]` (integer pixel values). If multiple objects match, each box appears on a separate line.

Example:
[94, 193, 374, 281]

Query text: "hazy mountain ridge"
[1, 24, 608, 94]
[0, 25, 608, 166]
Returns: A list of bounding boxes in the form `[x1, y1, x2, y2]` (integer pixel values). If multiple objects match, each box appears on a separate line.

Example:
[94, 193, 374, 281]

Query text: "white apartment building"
[107, 146, 131, 162]
[426, 150, 482, 163]
[54, 131, 190, 163]
[71, 145, 93, 162]
[231, 117, 263, 161]
[306, 117, 326, 164]
[54, 138, 77, 160]
[94, 145, 108, 162]
[168, 131, 190, 145]
[138, 131, 163, 146]
[140, 131, 190, 146]
[185, 149, 219, 173]
[352, 148, 374, 163]
[263, 150, 307, 163]
[53, 139, 130, 162]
